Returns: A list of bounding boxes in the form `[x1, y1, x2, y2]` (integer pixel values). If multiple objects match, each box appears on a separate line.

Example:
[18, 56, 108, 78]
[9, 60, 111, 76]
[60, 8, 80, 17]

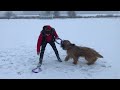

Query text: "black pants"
[39, 41, 61, 64]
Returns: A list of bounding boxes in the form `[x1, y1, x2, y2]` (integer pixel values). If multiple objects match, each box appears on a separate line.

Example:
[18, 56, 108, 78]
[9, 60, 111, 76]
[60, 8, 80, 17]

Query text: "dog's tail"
[97, 53, 103, 58]
[90, 48, 103, 58]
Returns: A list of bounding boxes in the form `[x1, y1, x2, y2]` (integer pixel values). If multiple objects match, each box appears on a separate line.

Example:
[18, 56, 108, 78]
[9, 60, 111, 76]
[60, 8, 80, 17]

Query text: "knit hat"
[46, 25, 51, 30]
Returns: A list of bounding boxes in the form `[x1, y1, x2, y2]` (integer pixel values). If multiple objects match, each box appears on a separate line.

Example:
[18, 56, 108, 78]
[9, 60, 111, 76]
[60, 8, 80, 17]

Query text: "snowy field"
[0, 18, 120, 79]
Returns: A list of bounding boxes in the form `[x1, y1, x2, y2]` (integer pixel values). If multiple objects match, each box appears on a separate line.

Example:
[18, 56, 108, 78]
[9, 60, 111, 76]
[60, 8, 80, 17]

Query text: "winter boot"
[58, 58, 62, 62]
[57, 55, 62, 62]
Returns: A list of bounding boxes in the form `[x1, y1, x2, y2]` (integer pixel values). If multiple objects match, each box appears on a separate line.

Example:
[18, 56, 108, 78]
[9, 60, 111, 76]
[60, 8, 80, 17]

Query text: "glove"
[56, 37, 60, 40]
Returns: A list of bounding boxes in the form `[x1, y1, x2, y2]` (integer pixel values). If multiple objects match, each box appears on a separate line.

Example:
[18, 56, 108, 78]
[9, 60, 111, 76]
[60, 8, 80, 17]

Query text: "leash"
[55, 38, 63, 45]
[32, 63, 42, 73]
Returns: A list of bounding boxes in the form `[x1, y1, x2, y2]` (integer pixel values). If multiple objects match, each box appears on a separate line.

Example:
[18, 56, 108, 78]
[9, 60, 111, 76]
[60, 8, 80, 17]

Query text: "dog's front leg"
[73, 56, 78, 65]
[65, 55, 70, 61]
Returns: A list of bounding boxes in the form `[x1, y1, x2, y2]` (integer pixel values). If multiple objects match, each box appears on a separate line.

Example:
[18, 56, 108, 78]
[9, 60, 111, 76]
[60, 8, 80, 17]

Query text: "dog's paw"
[64, 59, 68, 61]
[73, 61, 77, 65]
[87, 62, 94, 65]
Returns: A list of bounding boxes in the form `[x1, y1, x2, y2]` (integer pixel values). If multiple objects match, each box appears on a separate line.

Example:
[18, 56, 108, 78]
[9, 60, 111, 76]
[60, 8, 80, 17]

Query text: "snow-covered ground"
[0, 18, 120, 79]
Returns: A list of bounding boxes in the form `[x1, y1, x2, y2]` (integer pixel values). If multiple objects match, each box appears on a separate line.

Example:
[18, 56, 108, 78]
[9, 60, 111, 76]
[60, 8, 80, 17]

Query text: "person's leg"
[49, 42, 62, 62]
[39, 42, 47, 66]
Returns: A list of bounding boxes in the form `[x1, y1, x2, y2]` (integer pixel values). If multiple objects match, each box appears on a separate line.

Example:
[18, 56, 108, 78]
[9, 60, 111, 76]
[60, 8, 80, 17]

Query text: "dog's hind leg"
[65, 55, 70, 61]
[87, 57, 97, 65]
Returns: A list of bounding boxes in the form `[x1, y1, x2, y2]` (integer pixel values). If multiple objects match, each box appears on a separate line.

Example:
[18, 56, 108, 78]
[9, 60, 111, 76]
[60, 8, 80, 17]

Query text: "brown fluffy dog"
[61, 40, 103, 65]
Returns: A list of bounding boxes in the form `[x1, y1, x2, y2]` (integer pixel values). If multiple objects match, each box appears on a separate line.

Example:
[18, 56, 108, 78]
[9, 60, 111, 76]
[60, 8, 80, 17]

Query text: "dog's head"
[61, 40, 75, 50]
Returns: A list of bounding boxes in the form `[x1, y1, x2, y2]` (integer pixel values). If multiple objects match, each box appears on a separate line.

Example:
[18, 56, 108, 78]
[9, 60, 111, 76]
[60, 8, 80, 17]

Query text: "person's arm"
[37, 33, 42, 54]
[53, 29, 59, 39]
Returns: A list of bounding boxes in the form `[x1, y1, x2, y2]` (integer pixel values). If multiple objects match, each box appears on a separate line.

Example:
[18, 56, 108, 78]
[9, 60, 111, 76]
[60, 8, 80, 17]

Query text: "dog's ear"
[67, 43, 75, 49]
[71, 44, 75, 46]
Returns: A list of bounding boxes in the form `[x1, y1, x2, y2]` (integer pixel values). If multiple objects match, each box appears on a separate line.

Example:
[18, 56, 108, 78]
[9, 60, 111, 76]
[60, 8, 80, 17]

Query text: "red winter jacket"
[37, 30, 59, 53]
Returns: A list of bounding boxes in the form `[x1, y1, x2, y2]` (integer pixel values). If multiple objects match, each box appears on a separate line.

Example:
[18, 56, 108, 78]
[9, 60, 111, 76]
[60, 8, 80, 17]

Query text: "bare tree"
[67, 11, 76, 18]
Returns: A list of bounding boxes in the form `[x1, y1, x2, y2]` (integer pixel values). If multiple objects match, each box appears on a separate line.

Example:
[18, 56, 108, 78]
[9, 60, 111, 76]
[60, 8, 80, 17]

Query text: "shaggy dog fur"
[61, 40, 103, 65]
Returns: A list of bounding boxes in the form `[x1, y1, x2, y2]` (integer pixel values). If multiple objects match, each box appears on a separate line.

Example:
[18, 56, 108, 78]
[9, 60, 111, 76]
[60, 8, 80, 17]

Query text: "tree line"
[1, 11, 120, 19]
[1, 11, 77, 19]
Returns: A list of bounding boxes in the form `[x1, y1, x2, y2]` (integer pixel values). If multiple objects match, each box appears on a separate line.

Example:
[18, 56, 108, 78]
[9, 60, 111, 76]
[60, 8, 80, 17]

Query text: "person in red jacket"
[37, 25, 62, 67]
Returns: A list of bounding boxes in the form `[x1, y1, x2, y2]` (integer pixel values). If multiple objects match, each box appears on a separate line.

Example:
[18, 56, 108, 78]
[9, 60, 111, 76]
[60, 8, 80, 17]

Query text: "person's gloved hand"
[56, 37, 60, 40]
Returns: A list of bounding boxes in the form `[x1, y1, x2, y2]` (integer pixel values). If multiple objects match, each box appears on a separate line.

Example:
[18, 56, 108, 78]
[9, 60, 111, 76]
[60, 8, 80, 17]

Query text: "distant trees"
[45, 11, 50, 15]
[4, 11, 16, 19]
[1, 11, 119, 19]
[3, 11, 77, 19]
[67, 11, 76, 18]
[43, 11, 53, 18]
[40, 11, 77, 18]
[45, 11, 76, 18]
[53, 11, 60, 18]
